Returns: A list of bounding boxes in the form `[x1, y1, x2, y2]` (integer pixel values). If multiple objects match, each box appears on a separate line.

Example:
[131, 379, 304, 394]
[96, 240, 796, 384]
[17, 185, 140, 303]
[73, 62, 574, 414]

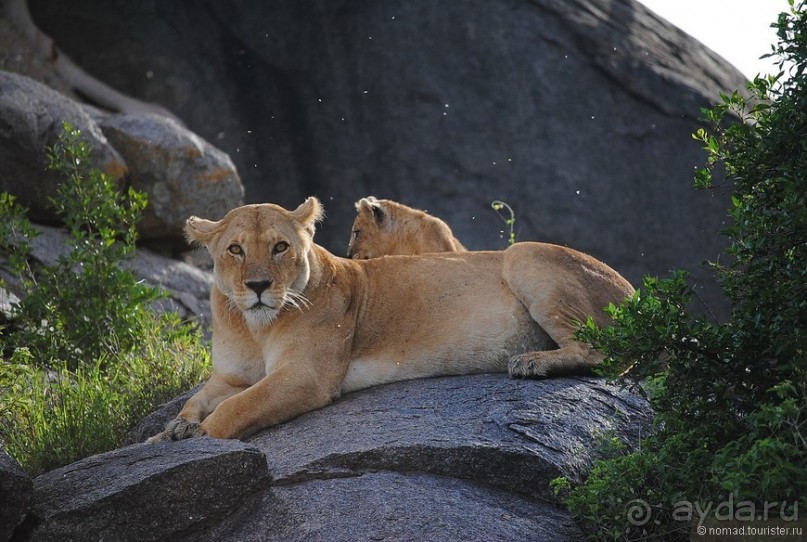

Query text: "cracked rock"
[0, 449, 32, 542]
[17, 439, 269, 542]
[122, 374, 652, 541]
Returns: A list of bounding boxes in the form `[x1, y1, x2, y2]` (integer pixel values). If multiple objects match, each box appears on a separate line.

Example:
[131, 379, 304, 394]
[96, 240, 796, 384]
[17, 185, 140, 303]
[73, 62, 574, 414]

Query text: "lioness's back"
[342, 249, 553, 390]
[346, 242, 631, 364]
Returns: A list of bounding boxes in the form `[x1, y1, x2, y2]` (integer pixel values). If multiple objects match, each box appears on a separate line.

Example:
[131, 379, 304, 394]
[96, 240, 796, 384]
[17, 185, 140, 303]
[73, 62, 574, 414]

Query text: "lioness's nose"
[245, 280, 272, 295]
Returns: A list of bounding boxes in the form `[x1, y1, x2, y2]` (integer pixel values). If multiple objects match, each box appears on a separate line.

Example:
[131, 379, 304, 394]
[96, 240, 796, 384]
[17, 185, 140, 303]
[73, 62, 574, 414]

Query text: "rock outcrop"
[25, 0, 753, 316]
[0, 71, 126, 222]
[0, 450, 31, 542]
[0, 71, 244, 246]
[16, 439, 269, 542]
[0, 223, 213, 328]
[99, 113, 244, 247]
[15, 374, 653, 541]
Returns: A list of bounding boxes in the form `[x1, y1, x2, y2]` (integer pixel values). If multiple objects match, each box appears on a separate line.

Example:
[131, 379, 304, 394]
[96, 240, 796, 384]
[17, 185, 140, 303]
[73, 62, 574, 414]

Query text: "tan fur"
[347, 196, 465, 258]
[148, 198, 634, 442]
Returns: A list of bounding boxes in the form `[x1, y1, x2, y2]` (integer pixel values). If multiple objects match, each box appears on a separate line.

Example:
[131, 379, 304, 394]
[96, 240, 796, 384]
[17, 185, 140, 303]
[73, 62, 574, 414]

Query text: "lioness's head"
[185, 197, 324, 327]
[347, 196, 465, 259]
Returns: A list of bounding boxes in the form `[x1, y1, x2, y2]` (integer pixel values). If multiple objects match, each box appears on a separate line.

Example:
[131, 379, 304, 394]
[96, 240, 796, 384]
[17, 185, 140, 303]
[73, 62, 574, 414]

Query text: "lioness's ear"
[356, 197, 385, 224]
[291, 197, 324, 236]
[184, 216, 220, 247]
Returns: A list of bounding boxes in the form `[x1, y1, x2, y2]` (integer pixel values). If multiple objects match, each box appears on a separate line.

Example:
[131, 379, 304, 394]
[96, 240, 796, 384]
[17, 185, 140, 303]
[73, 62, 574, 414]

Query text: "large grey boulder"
[202, 472, 583, 542]
[250, 375, 651, 494]
[18, 439, 269, 542]
[0, 449, 32, 542]
[0, 71, 126, 221]
[13, 371, 652, 542]
[99, 113, 244, 246]
[29, 0, 752, 315]
[117, 374, 652, 541]
[0, 70, 244, 248]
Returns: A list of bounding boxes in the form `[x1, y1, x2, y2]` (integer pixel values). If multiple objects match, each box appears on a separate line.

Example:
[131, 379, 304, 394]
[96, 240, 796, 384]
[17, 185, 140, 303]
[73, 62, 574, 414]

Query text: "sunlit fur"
[347, 196, 465, 259]
[147, 197, 634, 443]
[187, 199, 320, 332]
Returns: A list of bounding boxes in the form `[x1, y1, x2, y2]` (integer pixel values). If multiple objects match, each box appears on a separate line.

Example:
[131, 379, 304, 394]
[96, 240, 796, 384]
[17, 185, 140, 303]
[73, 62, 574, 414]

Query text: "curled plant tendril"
[490, 200, 516, 246]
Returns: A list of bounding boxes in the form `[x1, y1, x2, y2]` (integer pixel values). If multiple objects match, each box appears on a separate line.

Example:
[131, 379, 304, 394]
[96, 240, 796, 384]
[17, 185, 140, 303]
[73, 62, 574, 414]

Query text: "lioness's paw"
[166, 417, 206, 439]
[145, 432, 169, 444]
[146, 418, 206, 443]
[508, 353, 549, 379]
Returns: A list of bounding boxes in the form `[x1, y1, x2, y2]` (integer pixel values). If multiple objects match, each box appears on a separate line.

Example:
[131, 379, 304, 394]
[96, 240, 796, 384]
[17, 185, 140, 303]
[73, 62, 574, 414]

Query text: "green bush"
[6, 124, 155, 371]
[559, 2, 807, 540]
[0, 122, 210, 475]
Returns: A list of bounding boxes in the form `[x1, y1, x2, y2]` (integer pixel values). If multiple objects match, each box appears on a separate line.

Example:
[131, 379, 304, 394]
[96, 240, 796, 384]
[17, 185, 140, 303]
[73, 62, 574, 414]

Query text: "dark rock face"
[18, 439, 269, 542]
[28, 0, 748, 315]
[0, 450, 32, 542]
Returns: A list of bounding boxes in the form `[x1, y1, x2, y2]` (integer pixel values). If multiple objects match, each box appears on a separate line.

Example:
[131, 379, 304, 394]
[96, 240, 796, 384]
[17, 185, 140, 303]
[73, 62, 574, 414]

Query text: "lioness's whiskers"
[284, 289, 311, 312]
[225, 296, 240, 325]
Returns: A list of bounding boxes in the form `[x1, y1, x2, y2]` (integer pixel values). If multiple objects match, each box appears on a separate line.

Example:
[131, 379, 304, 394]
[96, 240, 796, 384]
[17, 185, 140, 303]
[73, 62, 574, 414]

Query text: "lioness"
[347, 196, 465, 259]
[148, 197, 633, 442]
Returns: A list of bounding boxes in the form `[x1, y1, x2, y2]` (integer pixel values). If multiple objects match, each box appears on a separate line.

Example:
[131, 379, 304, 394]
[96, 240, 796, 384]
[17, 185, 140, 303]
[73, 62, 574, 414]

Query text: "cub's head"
[347, 196, 465, 259]
[185, 197, 324, 328]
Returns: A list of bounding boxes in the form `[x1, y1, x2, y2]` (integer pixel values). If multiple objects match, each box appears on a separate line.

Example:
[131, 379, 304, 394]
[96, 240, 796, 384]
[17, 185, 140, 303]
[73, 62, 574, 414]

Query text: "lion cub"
[347, 196, 465, 258]
[148, 198, 633, 442]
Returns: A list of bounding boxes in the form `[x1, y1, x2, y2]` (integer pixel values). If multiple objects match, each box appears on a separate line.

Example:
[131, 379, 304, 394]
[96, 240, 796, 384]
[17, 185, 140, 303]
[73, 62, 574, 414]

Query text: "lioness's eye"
[352, 230, 360, 239]
[227, 244, 243, 256]
[274, 241, 289, 254]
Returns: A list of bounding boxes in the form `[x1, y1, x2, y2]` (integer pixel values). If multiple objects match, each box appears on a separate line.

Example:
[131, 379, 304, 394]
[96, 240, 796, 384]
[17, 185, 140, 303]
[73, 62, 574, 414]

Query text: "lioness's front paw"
[165, 417, 207, 440]
[146, 417, 206, 443]
[145, 431, 171, 444]
[508, 353, 549, 378]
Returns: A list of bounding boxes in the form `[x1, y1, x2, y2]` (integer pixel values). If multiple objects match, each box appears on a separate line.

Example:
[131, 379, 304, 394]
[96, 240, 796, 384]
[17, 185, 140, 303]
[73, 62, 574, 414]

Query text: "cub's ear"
[184, 216, 220, 247]
[291, 197, 325, 236]
[356, 196, 385, 224]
